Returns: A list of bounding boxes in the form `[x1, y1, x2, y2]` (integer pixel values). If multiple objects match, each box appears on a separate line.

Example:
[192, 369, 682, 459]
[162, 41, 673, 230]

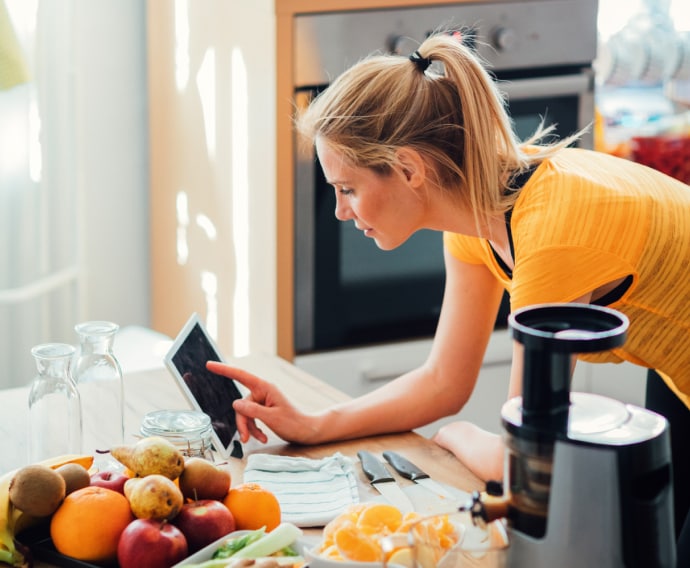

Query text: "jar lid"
[141, 409, 212, 440]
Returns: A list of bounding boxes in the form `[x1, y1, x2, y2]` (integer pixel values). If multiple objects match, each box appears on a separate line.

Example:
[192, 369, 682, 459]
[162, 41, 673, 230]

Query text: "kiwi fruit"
[55, 463, 91, 495]
[9, 464, 66, 517]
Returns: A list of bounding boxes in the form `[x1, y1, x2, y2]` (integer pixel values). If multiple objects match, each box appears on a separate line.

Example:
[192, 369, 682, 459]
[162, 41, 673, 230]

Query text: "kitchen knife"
[357, 451, 414, 513]
[382, 451, 458, 501]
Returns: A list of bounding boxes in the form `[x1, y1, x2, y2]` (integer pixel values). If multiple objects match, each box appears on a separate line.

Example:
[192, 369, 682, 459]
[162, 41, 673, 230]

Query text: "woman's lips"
[355, 223, 374, 237]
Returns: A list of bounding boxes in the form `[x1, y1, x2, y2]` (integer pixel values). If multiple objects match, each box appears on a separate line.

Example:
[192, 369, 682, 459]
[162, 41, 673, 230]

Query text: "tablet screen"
[165, 314, 243, 458]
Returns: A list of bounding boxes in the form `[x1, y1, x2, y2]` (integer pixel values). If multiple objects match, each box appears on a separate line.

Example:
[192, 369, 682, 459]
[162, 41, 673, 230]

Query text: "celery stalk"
[231, 523, 303, 559]
[212, 529, 266, 559]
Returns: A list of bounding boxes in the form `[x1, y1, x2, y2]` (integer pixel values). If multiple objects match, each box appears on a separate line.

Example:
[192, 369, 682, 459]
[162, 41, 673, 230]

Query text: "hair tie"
[409, 50, 432, 72]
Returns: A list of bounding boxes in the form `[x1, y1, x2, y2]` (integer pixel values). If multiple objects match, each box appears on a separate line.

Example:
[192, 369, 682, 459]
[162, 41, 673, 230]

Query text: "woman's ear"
[395, 147, 426, 187]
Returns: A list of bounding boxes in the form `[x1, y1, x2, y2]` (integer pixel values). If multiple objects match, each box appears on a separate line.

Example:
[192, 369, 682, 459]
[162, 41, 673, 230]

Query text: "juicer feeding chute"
[510, 303, 629, 434]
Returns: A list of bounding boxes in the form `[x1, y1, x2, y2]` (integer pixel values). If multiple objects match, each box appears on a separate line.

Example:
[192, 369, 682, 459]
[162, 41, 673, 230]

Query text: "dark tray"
[19, 525, 109, 568]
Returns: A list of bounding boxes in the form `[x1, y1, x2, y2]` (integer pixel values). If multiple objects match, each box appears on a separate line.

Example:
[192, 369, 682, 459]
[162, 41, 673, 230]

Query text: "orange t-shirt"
[444, 148, 690, 406]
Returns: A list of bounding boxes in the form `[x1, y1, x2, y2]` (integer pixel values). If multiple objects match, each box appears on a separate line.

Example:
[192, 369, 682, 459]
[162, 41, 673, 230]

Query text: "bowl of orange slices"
[306, 503, 461, 568]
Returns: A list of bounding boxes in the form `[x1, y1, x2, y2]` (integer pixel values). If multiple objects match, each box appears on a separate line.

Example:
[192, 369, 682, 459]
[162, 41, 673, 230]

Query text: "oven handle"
[498, 72, 593, 101]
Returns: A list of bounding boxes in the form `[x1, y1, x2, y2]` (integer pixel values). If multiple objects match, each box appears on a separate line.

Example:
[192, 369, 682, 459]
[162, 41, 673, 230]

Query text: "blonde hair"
[296, 32, 580, 232]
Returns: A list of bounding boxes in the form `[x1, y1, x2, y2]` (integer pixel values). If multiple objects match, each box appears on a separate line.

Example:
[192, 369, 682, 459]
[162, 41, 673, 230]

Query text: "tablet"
[164, 313, 244, 459]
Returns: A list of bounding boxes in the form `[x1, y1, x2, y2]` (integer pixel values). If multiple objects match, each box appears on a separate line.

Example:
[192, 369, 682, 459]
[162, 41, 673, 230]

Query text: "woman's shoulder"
[443, 231, 488, 264]
[533, 146, 623, 176]
[512, 148, 646, 242]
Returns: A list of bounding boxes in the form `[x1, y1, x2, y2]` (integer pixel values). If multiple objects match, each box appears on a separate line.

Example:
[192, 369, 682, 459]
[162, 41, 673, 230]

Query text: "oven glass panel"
[340, 225, 442, 284]
[312, 165, 445, 351]
[511, 96, 581, 142]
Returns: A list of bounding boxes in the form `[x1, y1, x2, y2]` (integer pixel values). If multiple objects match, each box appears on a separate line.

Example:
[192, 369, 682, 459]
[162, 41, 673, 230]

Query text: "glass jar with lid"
[141, 409, 214, 461]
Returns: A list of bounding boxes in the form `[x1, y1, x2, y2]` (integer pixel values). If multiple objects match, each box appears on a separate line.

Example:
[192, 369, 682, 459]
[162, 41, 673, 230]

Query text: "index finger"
[205, 361, 264, 390]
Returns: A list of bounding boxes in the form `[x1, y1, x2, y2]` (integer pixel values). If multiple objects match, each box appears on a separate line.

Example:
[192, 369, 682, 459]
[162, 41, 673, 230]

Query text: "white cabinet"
[572, 360, 647, 407]
[418, 358, 648, 438]
[295, 331, 514, 437]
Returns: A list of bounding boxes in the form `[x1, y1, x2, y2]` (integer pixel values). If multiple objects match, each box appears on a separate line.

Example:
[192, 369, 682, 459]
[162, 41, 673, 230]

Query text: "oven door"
[294, 70, 594, 354]
[499, 71, 595, 148]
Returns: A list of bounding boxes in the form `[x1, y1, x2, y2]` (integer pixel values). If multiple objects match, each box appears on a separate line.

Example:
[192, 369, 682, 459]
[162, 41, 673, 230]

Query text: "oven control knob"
[492, 26, 518, 52]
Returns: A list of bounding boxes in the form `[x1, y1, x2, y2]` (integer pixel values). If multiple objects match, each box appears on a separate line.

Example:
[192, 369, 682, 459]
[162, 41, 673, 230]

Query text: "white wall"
[73, 0, 277, 356]
[74, 0, 149, 328]
[146, 1, 277, 358]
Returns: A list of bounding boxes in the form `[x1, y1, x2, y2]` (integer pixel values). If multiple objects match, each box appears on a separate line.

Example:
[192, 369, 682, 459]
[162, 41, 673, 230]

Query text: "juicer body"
[503, 396, 676, 567]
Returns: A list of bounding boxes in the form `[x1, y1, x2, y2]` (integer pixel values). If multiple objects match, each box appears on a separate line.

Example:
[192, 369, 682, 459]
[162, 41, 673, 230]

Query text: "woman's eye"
[339, 187, 354, 196]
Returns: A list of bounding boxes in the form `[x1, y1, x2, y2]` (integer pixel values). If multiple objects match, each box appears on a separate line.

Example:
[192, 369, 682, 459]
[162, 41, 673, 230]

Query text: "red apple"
[172, 499, 236, 553]
[90, 470, 130, 495]
[117, 518, 188, 568]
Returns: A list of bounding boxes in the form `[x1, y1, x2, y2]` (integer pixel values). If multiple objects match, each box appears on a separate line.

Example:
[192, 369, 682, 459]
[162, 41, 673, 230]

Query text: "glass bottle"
[72, 321, 125, 467]
[28, 343, 82, 462]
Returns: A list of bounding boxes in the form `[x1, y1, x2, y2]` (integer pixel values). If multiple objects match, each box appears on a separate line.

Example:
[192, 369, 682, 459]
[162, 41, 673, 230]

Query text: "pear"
[124, 474, 184, 521]
[111, 436, 185, 480]
[178, 458, 231, 501]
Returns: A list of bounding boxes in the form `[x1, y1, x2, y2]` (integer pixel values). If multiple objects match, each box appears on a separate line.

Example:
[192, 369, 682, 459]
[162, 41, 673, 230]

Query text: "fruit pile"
[0, 436, 286, 568]
[312, 503, 458, 566]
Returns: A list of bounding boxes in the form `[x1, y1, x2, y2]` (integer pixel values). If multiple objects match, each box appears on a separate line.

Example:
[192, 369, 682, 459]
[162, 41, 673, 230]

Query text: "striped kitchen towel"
[242, 452, 360, 527]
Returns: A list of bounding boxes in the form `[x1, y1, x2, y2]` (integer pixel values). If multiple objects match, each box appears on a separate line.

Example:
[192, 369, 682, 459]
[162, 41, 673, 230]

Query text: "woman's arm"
[305, 251, 506, 443]
[211, 249, 505, 446]
[435, 292, 598, 482]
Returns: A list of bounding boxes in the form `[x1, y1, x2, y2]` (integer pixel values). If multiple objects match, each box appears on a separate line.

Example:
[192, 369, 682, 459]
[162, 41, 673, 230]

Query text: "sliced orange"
[334, 524, 381, 562]
[397, 511, 423, 534]
[321, 517, 356, 550]
[356, 503, 404, 535]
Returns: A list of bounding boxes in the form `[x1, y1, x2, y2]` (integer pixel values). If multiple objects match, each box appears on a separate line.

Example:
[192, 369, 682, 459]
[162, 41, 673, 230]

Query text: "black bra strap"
[489, 166, 537, 279]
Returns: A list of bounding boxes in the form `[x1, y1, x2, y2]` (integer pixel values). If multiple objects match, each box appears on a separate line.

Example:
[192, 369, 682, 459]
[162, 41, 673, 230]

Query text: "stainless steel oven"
[293, 0, 599, 355]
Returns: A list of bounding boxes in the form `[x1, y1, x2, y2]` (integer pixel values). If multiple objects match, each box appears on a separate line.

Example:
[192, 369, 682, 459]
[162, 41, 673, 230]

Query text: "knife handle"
[358, 451, 395, 484]
[382, 451, 430, 481]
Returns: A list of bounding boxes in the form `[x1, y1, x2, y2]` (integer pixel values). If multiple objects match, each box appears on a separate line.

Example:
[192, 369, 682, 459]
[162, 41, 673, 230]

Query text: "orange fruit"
[356, 503, 404, 535]
[223, 482, 281, 531]
[409, 514, 460, 556]
[50, 486, 134, 564]
[334, 524, 381, 562]
[321, 504, 367, 548]
[398, 511, 423, 533]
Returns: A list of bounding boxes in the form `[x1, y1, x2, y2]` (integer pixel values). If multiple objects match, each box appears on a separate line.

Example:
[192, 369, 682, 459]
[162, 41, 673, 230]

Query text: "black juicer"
[471, 303, 676, 567]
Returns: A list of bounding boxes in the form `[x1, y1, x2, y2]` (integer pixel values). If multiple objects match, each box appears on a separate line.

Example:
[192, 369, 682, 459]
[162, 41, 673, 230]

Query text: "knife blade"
[382, 451, 458, 501]
[357, 451, 414, 513]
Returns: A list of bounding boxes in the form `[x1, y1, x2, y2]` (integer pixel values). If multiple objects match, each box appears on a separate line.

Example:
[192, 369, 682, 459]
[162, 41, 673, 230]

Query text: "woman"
[208, 32, 690, 556]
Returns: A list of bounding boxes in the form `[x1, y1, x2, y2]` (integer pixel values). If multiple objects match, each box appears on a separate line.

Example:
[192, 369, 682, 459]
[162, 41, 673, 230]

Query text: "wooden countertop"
[1, 354, 483, 567]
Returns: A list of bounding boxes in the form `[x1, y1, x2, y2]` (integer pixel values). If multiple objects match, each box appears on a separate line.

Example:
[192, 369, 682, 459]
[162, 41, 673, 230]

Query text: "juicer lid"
[502, 392, 668, 445]
[569, 392, 629, 435]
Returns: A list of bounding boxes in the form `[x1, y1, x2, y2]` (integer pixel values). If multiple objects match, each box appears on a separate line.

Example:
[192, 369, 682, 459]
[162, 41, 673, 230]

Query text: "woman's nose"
[334, 194, 352, 221]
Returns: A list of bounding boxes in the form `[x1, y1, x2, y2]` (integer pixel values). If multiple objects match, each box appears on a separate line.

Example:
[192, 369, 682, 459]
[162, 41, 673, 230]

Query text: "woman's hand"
[206, 361, 316, 445]
[432, 421, 504, 482]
